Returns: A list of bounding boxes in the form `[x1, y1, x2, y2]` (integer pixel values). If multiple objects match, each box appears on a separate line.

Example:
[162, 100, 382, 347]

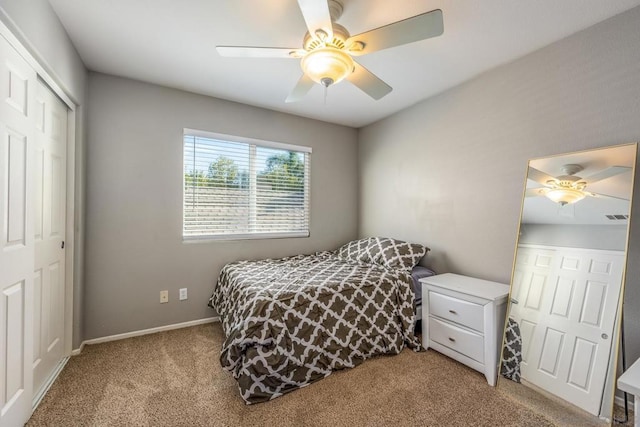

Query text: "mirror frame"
[498, 142, 638, 423]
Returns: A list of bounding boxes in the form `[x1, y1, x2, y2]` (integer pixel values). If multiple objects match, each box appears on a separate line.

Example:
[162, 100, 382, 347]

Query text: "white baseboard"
[70, 343, 84, 356]
[71, 317, 220, 355]
[32, 356, 69, 411]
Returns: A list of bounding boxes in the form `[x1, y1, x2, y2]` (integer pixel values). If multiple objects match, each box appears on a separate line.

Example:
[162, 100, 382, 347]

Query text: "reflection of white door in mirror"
[499, 142, 638, 424]
[510, 245, 625, 415]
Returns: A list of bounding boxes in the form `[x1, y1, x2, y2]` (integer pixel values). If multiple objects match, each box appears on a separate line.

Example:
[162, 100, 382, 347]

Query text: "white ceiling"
[48, 0, 640, 128]
[522, 144, 636, 225]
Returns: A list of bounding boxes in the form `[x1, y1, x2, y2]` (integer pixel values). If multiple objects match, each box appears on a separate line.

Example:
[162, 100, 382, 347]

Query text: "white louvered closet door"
[0, 33, 37, 427]
[32, 79, 67, 399]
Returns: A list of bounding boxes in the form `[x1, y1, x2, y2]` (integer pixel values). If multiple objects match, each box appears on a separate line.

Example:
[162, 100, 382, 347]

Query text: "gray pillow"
[369, 237, 429, 271]
[411, 266, 436, 303]
[336, 237, 377, 263]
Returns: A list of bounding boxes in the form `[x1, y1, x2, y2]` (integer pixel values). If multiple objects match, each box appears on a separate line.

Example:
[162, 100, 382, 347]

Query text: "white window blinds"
[183, 130, 311, 240]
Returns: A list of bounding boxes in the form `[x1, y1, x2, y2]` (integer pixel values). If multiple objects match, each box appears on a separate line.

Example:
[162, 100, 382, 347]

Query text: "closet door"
[32, 80, 67, 398]
[0, 34, 36, 427]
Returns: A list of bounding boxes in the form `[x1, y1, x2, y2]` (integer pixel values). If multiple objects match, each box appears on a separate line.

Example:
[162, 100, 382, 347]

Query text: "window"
[183, 129, 311, 240]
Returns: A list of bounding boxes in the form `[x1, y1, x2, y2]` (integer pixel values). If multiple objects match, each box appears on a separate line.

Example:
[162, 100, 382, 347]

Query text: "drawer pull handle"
[448, 337, 456, 342]
[448, 310, 457, 315]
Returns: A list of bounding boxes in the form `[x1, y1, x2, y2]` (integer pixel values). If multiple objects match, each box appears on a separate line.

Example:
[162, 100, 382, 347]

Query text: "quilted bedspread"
[209, 251, 421, 404]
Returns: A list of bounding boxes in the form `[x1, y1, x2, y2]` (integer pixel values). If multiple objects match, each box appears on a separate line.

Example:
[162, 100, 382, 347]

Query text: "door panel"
[0, 33, 36, 427]
[7, 130, 27, 245]
[523, 273, 546, 309]
[510, 245, 625, 415]
[33, 269, 42, 370]
[568, 338, 596, 390]
[550, 277, 574, 317]
[3, 281, 25, 404]
[32, 79, 67, 397]
[519, 320, 536, 364]
[50, 154, 63, 237]
[34, 148, 44, 240]
[47, 261, 62, 351]
[580, 281, 606, 326]
[6, 63, 28, 115]
[538, 327, 563, 376]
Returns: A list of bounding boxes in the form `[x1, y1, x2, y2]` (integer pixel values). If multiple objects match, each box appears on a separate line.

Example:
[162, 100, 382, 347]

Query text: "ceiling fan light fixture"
[545, 188, 587, 206]
[301, 47, 354, 86]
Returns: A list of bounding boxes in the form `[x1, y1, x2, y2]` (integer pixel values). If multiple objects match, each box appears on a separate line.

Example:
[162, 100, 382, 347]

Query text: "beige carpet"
[29, 323, 567, 426]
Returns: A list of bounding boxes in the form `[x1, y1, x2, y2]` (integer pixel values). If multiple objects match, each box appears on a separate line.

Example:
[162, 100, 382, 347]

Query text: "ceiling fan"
[525, 164, 631, 206]
[216, 0, 444, 102]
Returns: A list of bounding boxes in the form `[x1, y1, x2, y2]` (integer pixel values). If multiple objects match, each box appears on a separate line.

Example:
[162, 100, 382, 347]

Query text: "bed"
[411, 265, 436, 323]
[209, 237, 429, 404]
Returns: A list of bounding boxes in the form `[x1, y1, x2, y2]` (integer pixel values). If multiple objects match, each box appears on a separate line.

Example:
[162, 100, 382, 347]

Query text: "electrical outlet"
[179, 288, 188, 301]
[160, 290, 168, 303]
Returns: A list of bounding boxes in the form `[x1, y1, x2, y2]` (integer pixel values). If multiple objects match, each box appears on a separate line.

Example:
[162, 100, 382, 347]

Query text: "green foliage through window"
[258, 151, 304, 192]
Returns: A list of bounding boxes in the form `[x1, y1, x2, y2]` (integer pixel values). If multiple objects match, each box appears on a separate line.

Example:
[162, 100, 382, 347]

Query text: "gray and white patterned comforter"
[209, 251, 421, 404]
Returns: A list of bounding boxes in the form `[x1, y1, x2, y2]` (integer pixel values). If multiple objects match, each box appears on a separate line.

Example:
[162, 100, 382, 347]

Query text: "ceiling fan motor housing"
[301, 23, 354, 86]
[303, 23, 349, 51]
[328, 0, 344, 22]
[553, 176, 585, 187]
[301, 47, 354, 86]
[561, 164, 584, 176]
[545, 164, 588, 205]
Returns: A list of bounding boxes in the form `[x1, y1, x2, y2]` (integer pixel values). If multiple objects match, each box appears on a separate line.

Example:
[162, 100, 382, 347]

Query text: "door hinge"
[61, 241, 65, 249]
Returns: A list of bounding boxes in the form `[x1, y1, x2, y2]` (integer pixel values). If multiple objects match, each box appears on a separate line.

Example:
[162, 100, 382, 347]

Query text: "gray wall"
[358, 7, 640, 366]
[0, 0, 88, 348]
[519, 224, 629, 251]
[0, 0, 86, 99]
[85, 73, 358, 340]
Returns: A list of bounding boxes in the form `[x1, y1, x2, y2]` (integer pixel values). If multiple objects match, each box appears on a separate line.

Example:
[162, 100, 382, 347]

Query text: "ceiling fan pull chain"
[324, 85, 327, 105]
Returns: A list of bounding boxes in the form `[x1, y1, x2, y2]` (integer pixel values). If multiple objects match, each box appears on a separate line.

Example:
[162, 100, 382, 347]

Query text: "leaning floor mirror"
[498, 143, 637, 424]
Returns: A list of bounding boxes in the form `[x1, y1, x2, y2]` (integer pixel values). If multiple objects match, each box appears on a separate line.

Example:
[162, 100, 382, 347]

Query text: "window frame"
[182, 128, 312, 242]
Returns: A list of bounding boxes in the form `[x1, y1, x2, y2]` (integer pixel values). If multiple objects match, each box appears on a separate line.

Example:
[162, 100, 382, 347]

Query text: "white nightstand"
[420, 273, 510, 386]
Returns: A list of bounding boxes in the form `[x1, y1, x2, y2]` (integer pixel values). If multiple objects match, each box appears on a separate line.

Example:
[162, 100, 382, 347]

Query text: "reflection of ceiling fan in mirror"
[526, 164, 631, 206]
[216, 0, 444, 102]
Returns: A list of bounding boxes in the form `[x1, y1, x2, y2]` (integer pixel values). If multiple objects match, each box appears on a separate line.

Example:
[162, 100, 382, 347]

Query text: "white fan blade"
[346, 62, 392, 100]
[525, 188, 549, 197]
[346, 9, 443, 56]
[286, 74, 315, 103]
[216, 46, 303, 58]
[527, 167, 557, 186]
[585, 191, 630, 202]
[583, 166, 631, 184]
[297, 0, 333, 40]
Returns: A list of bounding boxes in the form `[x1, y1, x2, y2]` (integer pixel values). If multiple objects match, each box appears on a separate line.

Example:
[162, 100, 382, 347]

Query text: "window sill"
[182, 231, 310, 243]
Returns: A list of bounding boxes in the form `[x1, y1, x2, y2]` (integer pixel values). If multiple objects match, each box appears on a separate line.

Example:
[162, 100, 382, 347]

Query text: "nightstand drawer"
[429, 291, 484, 332]
[429, 317, 485, 364]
